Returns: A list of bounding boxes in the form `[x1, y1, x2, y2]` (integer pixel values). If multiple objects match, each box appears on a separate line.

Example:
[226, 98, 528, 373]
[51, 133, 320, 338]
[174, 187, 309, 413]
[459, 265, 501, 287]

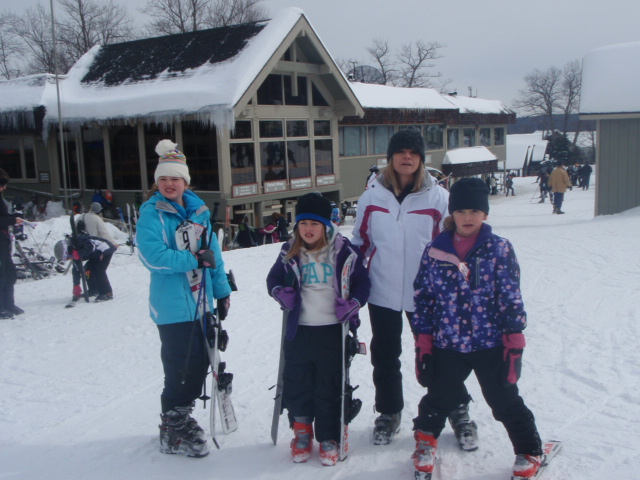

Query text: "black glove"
[217, 296, 230, 320]
[415, 334, 434, 388]
[195, 249, 216, 268]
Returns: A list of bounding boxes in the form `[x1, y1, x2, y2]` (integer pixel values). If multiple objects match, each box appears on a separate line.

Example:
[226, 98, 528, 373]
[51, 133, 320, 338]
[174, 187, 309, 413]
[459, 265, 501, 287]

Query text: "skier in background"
[76, 202, 117, 246]
[411, 178, 542, 479]
[137, 139, 231, 458]
[67, 234, 117, 302]
[0, 168, 25, 318]
[266, 193, 370, 466]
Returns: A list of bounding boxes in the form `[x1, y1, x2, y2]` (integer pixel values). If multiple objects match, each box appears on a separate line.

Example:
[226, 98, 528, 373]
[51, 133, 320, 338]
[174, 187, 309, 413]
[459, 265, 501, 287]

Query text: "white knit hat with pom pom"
[154, 139, 190, 185]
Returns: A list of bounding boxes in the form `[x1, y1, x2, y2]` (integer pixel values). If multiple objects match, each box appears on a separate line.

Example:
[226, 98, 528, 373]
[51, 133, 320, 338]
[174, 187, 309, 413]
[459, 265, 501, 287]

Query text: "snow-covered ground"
[2, 175, 639, 479]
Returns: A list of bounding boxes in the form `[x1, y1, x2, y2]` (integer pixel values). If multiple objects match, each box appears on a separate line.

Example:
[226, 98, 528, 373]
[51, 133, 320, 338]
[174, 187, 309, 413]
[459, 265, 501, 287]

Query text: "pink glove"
[502, 333, 526, 386]
[415, 334, 434, 387]
[272, 286, 296, 311]
[72, 249, 81, 261]
[73, 285, 82, 297]
[335, 298, 360, 328]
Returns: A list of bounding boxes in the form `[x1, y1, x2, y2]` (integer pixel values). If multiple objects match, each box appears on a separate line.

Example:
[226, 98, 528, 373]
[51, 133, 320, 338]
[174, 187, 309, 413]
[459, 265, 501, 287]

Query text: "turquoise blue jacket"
[137, 190, 231, 325]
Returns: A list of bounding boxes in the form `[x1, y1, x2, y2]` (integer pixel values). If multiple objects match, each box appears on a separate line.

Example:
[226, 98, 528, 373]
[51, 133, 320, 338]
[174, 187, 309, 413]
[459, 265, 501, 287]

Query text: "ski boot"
[512, 454, 542, 479]
[448, 402, 478, 451]
[95, 292, 113, 302]
[0, 310, 14, 319]
[159, 406, 208, 458]
[413, 430, 437, 479]
[7, 305, 24, 316]
[373, 412, 401, 445]
[319, 440, 339, 466]
[291, 421, 313, 463]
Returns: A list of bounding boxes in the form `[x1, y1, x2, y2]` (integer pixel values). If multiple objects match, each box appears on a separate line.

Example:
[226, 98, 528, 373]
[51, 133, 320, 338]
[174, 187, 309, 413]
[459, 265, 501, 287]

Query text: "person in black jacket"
[68, 234, 117, 302]
[0, 169, 25, 318]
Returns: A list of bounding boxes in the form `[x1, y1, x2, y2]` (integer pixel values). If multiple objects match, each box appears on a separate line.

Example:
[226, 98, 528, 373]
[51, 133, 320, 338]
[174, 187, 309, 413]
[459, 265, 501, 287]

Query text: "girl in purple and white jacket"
[410, 178, 543, 480]
[266, 193, 369, 467]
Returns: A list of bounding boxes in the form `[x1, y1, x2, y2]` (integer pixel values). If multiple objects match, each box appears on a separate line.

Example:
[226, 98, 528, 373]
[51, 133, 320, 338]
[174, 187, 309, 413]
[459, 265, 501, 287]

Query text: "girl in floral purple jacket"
[410, 178, 543, 480]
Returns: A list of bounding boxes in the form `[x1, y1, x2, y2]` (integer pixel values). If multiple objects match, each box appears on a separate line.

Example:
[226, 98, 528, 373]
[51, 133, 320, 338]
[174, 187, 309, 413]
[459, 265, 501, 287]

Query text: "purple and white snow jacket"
[411, 223, 527, 353]
[266, 230, 370, 341]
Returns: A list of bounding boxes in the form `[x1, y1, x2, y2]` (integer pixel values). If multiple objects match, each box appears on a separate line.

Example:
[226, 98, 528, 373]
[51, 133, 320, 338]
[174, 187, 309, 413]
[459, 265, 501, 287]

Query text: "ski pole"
[38, 230, 52, 254]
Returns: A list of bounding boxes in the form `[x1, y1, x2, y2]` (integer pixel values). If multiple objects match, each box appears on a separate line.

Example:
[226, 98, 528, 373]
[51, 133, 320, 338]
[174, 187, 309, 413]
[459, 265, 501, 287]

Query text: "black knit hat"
[448, 178, 490, 214]
[387, 128, 425, 163]
[295, 193, 332, 228]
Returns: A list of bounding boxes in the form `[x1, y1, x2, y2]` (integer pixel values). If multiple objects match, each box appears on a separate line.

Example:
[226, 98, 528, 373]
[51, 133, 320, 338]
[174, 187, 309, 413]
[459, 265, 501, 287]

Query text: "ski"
[338, 253, 364, 461]
[512, 440, 562, 480]
[13, 240, 44, 280]
[270, 264, 300, 446]
[65, 296, 82, 308]
[175, 220, 237, 447]
[69, 215, 90, 302]
[126, 204, 135, 254]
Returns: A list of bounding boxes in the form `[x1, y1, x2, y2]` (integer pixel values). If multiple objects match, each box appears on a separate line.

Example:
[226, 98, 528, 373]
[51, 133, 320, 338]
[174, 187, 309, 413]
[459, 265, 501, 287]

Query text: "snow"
[2, 174, 639, 479]
[506, 134, 549, 170]
[349, 82, 457, 110]
[443, 146, 497, 164]
[349, 82, 511, 114]
[580, 40, 640, 115]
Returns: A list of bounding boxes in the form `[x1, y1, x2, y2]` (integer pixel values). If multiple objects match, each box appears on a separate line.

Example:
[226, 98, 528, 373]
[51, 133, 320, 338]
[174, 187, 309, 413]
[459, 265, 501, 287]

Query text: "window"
[82, 127, 107, 190]
[424, 125, 444, 151]
[312, 82, 330, 106]
[231, 143, 256, 185]
[257, 74, 283, 105]
[286, 120, 308, 137]
[60, 131, 80, 189]
[447, 129, 459, 149]
[315, 139, 333, 176]
[314, 120, 331, 136]
[144, 123, 175, 188]
[0, 136, 37, 180]
[182, 121, 219, 191]
[494, 127, 505, 146]
[284, 75, 308, 106]
[110, 126, 140, 190]
[463, 128, 476, 147]
[231, 121, 252, 139]
[368, 126, 394, 155]
[259, 120, 283, 138]
[287, 140, 311, 179]
[338, 127, 366, 156]
[260, 141, 286, 182]
[479, 128, 491, 147]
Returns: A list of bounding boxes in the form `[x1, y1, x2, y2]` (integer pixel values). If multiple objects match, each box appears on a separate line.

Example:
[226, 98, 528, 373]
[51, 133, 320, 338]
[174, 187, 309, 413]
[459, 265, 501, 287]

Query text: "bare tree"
[10, 5, 70, 75]
[0, 13, 25, 79]
[514, 66, 562, 134]
[366, 38, 395, 85]
[395, 40, 444, 88]
[141, 0, 267, 35]
[559, 60, 582, 136]
[140, 0, 210, 34]
[57, 0, 134, 62]
[206, 0, 268, 27]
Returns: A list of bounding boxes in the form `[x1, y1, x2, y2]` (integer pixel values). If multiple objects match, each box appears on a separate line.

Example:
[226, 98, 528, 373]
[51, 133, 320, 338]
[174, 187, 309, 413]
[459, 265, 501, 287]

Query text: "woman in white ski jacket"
[351, 129, 474, 446]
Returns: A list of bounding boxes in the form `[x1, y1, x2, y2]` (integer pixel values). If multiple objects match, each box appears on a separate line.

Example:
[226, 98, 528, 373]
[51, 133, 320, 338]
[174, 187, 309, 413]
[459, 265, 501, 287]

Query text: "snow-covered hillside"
[2, 175, 639, 479]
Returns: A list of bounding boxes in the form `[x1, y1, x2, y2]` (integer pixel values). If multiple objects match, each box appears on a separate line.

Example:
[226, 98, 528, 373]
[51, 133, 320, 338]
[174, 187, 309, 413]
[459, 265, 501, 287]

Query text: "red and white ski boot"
[291, 422, 313, 463]
[512, 454, 542, 479]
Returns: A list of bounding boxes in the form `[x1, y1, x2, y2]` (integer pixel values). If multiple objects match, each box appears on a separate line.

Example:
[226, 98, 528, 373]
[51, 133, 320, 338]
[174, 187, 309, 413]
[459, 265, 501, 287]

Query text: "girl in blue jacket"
[137, 140, 231, 458]
[266, 193, 370, 466]
[410, 178, 542, 480]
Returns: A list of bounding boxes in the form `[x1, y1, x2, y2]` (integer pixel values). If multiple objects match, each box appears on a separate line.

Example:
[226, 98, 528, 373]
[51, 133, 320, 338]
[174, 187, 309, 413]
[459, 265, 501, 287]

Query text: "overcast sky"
[4, 0, 640, 112]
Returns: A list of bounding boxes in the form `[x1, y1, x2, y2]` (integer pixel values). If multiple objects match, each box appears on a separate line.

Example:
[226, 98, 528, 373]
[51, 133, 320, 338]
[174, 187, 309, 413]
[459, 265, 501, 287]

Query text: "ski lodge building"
[580, 40, 640, 216]
[0, 8, 514, 228]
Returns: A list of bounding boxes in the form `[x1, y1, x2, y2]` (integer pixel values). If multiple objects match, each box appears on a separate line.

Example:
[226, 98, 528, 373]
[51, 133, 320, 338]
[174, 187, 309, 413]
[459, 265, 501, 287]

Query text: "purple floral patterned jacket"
[411, 223, 527, 353]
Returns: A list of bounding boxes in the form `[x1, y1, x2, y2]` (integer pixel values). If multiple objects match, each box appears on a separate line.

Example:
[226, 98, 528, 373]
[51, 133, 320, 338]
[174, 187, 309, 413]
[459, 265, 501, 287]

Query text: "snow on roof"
[580, 40, 640, 115]
[441, 93, 513, 115]
[349, 82, 457, 110]
[506, 133, 548, 169]
[0, 8, 306, 132]
[443, 146, 497, 164]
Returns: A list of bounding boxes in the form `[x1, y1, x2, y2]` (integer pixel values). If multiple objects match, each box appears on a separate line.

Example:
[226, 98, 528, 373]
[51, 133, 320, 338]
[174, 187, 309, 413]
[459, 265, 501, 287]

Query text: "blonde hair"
[285, 224, 328, 261]
[379, 160, 427, 196]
